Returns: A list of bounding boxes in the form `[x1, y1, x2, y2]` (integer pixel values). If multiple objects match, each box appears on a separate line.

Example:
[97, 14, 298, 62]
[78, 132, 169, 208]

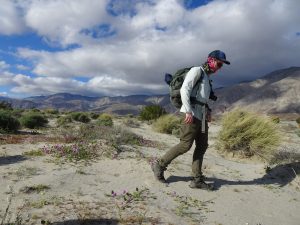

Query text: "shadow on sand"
[166, 162, 300, 190]
[0, 155, 27, 166]
[3, 219, 118, 225]
[49, 219, 119, 225]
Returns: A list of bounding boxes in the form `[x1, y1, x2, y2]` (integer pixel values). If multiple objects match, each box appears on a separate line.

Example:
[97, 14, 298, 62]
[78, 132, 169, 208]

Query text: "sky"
[0, 0, 299, 98]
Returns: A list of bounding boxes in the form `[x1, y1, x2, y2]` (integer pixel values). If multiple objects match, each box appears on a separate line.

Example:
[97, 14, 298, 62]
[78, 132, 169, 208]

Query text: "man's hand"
[184, 112, 193, 124]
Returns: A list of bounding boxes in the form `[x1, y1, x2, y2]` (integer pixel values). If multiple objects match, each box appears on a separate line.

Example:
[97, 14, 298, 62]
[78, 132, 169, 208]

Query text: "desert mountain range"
[1, 66, 299, 115]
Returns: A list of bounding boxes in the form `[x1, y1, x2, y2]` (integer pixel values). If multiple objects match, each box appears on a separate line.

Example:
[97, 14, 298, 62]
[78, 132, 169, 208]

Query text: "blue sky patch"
[73, 77, 90, 83]
[183, 0, 213, 9]
[81, 24, 116, 39]
[106, 0, 138, 17]
[106, 0, 155, 17]
[155, 25, 167, 32]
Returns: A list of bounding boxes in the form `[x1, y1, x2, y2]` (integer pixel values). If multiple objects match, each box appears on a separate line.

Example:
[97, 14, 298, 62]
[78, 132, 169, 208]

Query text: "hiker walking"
[151, 50, 230, 190]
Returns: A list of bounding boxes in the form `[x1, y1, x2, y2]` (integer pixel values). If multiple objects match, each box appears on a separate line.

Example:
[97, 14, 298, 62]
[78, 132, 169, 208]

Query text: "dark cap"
[208, 50, 230, 65]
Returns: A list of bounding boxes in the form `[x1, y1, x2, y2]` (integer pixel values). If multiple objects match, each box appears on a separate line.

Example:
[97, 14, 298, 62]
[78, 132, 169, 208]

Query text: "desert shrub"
[71, 112, 90, 123]
[296, 129, 300, 138]
[268, 147, 300, 165]
[11, 108, 24, 118]
[296, 117, 300, 127]
[126, 114, 134, 118]
[0, 101, 12, 110]
[97, 113, 113, 126]
[270, 116, 280, 124]
[44, 108, 59, 114]
[78, 124, 147, 146]
[90, 112, 99, 120]
[122, 118, 140, 128]
[216, 109, 281, 159]
[56, 115, 73, 126]
[29, 108, 41, 113]
[139, 105, 166, 121]
[20, 112, 48, 129]
[152, 114, 181, 134]
[0, 110, 20, 133]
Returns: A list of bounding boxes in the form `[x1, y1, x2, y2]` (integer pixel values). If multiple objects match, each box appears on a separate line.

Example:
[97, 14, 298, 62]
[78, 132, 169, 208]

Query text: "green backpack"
[165, 67, 204, 109]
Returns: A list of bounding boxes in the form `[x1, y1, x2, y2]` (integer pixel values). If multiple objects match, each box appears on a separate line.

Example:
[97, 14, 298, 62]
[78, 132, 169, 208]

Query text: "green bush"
[152, 114, 181, 134]
[216, 109, 281, 158]
[90, 112, 99, 120]
[139, 105, 166, 121]
[97, 113, 113, 126]
[11, 108, 24, 118]
[44, 108, 59, 114]
[29, 108, 41, 113]
[296, 117, 300, 127]
[20, 112, 48, 129]
[0, 110, 20, 133]
[56, 115, 73, 126]
[0, 101, 12, 110]
[71, 112, 90, 123]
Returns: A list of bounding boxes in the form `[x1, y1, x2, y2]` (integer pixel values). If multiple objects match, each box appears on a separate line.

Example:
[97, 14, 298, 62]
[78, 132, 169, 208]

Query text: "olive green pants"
[160, 117, 208, 177]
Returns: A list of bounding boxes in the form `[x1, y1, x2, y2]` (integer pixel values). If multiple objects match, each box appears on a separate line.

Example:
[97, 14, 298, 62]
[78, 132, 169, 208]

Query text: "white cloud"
[0, 72, 15, 86]
[24, 0, 110, 47]
[2, 0, 300, 97]
[0, 61, 10, 70]
[10, 75, 85, 96]
[16, 64, 30, 70]
[0, 1, 26, 35]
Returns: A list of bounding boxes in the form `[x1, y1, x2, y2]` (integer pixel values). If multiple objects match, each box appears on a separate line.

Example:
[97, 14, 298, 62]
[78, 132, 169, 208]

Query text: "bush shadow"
[50, 218, 119, 225]
[208, 162, 300, 190]
[0, 155, 27, 166]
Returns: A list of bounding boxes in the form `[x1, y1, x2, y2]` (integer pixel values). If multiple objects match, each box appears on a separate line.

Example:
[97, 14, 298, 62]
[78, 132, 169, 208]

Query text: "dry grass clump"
[97, 113, 113, 126]
[122, 117, 140, 128]
[56, 115, 73, 127]
[269, 151, 300, 165]
[216, 109, 281, 159]
[152, 114, 181, 134]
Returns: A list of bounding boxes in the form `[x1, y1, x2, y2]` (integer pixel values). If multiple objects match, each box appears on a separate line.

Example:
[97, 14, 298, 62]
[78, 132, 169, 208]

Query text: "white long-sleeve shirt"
[180, 66, 211, 126]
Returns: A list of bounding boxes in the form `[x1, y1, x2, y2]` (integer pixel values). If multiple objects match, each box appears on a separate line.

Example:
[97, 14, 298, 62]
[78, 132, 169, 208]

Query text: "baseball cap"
[208, 50, 230, 65]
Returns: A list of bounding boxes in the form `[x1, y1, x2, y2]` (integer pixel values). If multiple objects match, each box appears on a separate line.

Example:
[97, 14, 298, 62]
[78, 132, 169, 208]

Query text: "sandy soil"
[0, 119, 299, 225]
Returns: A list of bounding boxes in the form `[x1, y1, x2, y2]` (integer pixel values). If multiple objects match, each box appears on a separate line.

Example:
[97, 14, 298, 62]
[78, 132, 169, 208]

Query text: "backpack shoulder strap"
[193, 67, 205, 88]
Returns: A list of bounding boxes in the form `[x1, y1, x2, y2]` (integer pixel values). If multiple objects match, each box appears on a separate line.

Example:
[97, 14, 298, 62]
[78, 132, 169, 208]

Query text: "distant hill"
[1, 67, 299, 115]
[2, 93, 170, 115]
[211, 66, 300, 114]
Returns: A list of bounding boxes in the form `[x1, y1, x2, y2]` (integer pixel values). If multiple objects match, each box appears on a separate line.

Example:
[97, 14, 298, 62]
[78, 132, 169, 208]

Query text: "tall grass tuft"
[152, 114, 181, 134]
[216, 109, 281, 159]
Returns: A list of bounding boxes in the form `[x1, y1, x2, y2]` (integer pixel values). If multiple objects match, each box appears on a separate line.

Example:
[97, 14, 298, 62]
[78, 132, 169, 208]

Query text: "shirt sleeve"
[180, 67, 201, 113]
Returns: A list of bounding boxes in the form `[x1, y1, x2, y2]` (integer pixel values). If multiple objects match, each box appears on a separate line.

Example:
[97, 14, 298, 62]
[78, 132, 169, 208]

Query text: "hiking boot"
[151, 160, 167, 183]
[189, 177, 213, 190]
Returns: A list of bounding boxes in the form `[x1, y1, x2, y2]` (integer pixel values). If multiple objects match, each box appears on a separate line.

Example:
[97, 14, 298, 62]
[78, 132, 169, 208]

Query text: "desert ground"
[0, 116, 299, 225]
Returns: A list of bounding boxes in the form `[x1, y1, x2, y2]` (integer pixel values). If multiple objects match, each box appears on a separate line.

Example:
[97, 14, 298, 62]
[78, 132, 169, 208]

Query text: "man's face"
[207, 57, 223, 73]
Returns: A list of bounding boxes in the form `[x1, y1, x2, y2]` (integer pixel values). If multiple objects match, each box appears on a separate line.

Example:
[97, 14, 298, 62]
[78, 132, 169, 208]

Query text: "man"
[151, 50, 230, 190]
